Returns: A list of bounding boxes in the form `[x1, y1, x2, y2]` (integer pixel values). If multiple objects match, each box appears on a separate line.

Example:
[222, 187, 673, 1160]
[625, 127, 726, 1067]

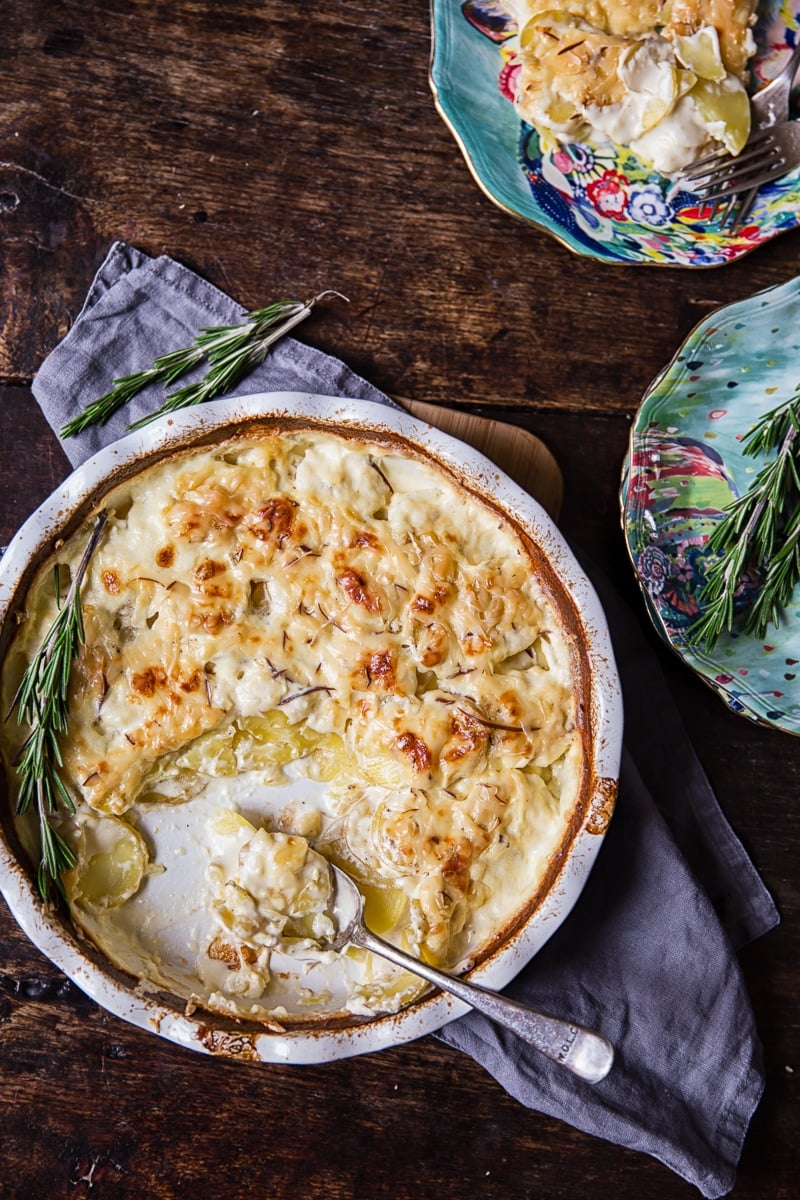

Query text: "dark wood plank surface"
[0, 3, 797, 1197]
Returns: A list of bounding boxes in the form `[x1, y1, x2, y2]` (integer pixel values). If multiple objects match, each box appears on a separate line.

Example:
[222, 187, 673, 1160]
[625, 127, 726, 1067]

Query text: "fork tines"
[678, 129, 786, 202]
[726, 191, 759, 229]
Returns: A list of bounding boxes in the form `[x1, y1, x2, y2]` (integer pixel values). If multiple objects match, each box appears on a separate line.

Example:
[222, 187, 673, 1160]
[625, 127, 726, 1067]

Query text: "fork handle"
[351, 924, 613, 1084]
[753, 41, 800, 129]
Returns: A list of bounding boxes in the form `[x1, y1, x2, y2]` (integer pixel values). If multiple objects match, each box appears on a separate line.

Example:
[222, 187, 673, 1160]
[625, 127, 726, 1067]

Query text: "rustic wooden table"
[0, 3, 797, 1197]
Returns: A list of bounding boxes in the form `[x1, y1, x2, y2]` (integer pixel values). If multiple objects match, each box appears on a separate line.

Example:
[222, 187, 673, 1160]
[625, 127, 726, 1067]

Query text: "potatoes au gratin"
[503, 0, 758, 173]
[0, 426, 591, 1026]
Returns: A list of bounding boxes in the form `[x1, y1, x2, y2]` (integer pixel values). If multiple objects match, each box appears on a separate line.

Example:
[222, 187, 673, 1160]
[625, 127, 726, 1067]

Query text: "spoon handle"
[351, 926, 613, 1084]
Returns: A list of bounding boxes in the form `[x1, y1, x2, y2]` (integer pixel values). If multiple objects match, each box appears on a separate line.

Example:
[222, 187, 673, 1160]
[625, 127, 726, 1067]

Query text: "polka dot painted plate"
[430, 0, 800, 267]
[621, 275, 800, 733]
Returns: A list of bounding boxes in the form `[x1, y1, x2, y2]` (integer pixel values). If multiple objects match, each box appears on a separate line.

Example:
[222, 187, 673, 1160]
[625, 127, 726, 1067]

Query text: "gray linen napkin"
[32, 243, 778, 1198]
[36, 241, 398, 468]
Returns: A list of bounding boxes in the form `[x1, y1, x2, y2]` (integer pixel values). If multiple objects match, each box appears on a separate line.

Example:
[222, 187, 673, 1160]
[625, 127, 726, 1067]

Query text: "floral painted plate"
[430, 0, 800, 266]
[621, 275, 800, 732]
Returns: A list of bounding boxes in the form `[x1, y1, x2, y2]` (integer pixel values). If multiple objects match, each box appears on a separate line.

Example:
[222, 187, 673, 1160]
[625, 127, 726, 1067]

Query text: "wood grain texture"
[1, 0, 799, 1195]
[0, 1, 795, 404]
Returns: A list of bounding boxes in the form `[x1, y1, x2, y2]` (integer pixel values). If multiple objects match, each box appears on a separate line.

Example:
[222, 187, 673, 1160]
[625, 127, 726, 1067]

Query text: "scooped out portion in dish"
[0, 425, 594, 1028]
[502, 0, 757, 173]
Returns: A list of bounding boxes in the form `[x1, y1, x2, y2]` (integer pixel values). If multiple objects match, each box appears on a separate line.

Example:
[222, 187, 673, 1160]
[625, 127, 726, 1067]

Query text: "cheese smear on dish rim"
[1, 428, 587, 1025]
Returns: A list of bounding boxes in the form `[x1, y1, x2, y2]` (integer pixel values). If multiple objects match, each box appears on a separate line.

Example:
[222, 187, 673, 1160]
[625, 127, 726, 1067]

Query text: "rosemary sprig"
[61, 291, 346, 438]
[60, 347, 206, 436]
[689, 391, 800, 651]
[8, 511, 108, 901]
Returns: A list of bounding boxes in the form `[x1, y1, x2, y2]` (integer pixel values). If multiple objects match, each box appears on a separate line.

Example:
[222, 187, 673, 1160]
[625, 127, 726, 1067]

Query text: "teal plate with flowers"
[621, 275, 800, 733]
[430, 0, 800, 266]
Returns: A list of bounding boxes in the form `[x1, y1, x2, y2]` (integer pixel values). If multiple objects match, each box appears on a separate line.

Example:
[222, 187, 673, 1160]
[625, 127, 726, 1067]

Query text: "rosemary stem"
[689, 388, 800, 649]
[57, 510, 108, 635]
[62, 289, 347, 438]
[9, 510, 108, 901]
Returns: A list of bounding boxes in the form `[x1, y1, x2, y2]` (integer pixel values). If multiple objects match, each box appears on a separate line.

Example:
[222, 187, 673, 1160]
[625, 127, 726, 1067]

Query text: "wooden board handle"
[400, 399, 563, 523]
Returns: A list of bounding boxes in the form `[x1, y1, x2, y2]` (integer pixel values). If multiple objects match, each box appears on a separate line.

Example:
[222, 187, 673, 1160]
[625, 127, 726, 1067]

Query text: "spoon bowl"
[326, 861, 614, 1084]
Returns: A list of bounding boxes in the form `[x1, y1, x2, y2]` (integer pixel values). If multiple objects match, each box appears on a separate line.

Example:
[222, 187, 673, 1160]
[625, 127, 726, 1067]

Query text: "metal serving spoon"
[326, 862, 614, 1084]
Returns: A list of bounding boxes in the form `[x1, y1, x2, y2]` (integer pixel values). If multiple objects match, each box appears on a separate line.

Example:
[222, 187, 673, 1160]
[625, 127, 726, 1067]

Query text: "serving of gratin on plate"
[430, 0, 800, 265]
[507, 0, 757, 174]
[0, 394, 621, 1064]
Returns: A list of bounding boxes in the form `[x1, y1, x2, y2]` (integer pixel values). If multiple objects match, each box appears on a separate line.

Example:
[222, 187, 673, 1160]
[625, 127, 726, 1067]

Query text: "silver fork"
[721, 40, 800, 228]
[682, 120, 800, 201]
[679, 40, 800, 229]
[746, 40, 800, 130]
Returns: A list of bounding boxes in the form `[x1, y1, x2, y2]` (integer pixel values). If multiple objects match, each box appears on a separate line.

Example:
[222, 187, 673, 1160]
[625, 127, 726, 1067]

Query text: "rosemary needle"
[689, 391, 800, 651]
[61, 291, 347, 438]
[8, 511, 108, 901]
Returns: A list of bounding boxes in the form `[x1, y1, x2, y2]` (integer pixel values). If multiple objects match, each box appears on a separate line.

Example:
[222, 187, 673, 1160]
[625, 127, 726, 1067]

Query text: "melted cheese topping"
[1, 428, 587, 1022]
[505, 0, 757, 172]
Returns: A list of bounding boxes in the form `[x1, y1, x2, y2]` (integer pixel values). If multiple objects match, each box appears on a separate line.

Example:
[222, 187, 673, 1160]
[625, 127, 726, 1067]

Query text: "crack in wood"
[0, 160, 101, 205]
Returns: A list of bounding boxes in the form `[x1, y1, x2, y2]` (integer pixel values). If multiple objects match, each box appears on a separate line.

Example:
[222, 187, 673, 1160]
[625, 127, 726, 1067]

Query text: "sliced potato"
[65, 814, 149, 909]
